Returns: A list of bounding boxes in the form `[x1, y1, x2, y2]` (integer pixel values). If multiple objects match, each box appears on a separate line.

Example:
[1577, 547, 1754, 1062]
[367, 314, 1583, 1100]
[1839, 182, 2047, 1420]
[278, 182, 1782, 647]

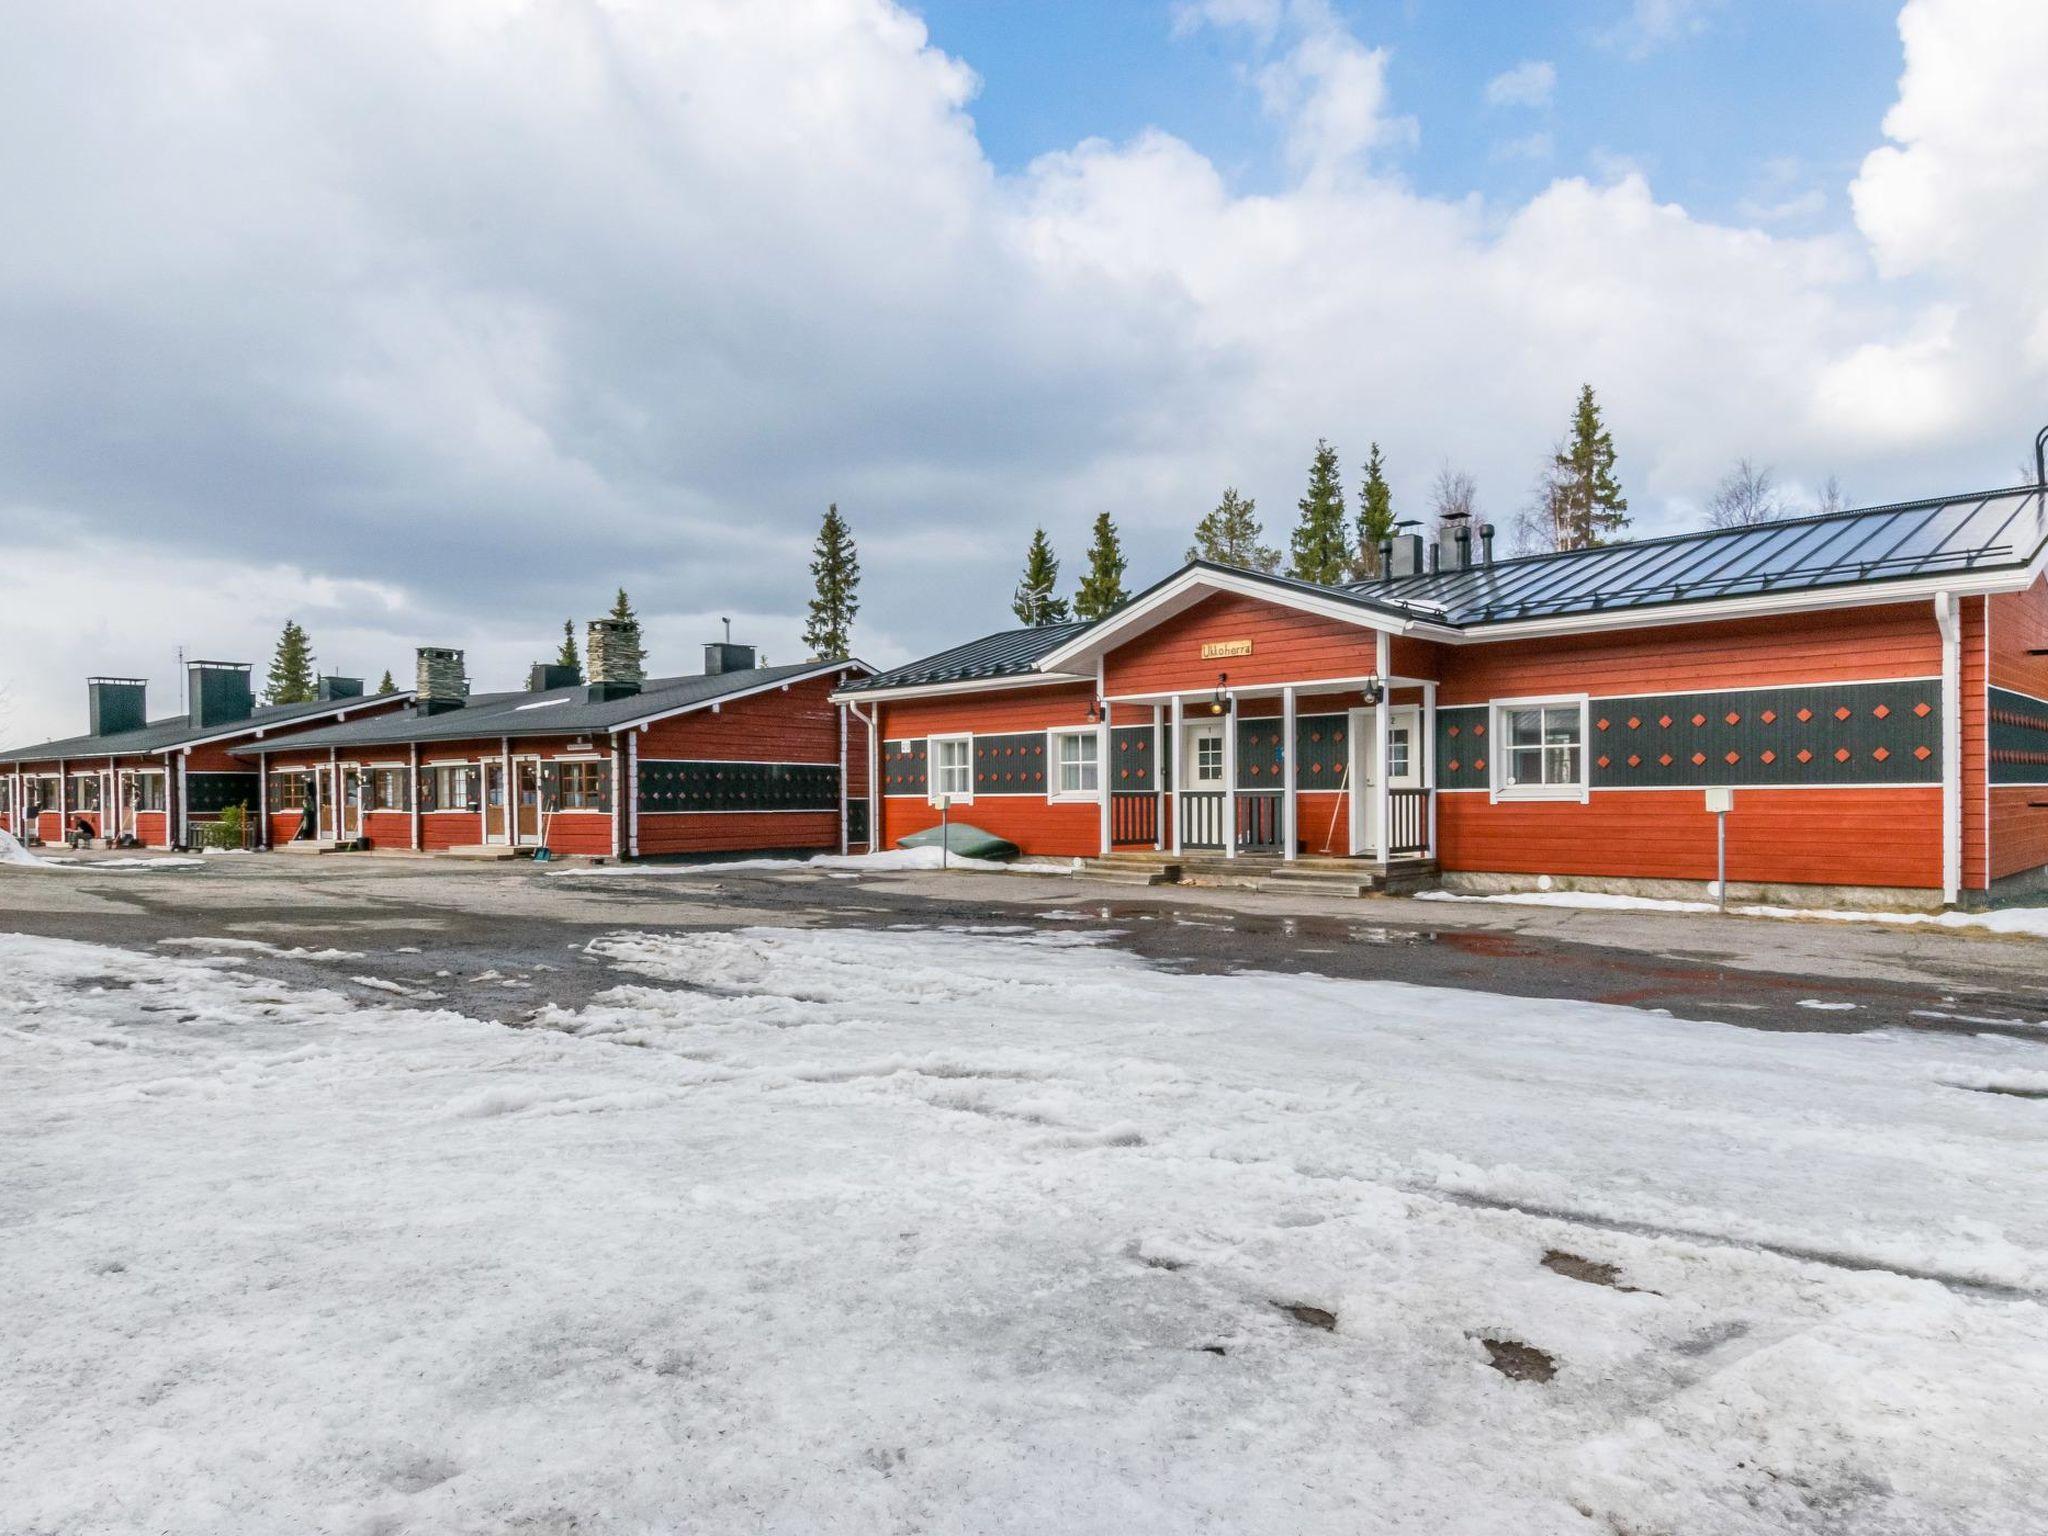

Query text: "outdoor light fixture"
[1209, 673, 1231, 716]
[1360, 679, 1385, 707]
[1086, 697, 1105, 723]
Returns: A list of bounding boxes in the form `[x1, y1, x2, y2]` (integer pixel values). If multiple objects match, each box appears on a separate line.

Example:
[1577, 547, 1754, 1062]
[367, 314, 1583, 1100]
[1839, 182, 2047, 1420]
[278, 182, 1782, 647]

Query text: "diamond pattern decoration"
[1724, 751, 1740, 765]
[1834, 747, 1851, 762]
[1914, 702, 1932, 718]
[1659, 754, 1674, 767]
[1872, 747, 1890, 762]
[1627, 754, 1642, 768]
[1691, 752, 1707, 766]
[1659, 715, 1673, 729]
[1692, 713, 1707, 727]
[1725, 711, 1741, 726]
[1597, 755, 1611, 769]
[1627, 716, 1641, 730]
[1760, 750, 1776, 765]
[1761, 710, 1777, 725]
[1914, 746, 1932, 761]
[1873, 704, 1891, 720]
[1797, 749, 1813, 764]
[1834, 706, 1852, 721]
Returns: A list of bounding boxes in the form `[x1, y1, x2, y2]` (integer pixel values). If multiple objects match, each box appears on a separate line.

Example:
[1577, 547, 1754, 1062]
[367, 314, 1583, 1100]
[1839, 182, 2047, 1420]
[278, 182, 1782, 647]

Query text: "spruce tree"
[1073, 511, 1130, 621]
[1011, 529, 1071, 626]
[1551, 385, 1630, 548]
[1186, 488, 1280, 572]
[375, 670, 396, 696]
[263, 620, 316, 706]
[554, 620, 582, 680]
[802, 503, 862, 660]
[1288, 439, 1350, 585]
[608, 588, 649, 668]
[1350, 442, 1396, 579]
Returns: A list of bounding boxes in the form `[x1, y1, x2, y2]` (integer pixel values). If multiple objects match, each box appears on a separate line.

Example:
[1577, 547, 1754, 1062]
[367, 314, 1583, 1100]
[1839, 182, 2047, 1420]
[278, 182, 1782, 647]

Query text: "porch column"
[330, 748, 339, 842]
[1222, 690, 1238, 859]
[257, 753, 268, 850]
[1374, 633, 1391, 869]
[1422, 680, 1439, 858]
[175, 753, 188, 848]
[1151, 704, 1164, 851]
[56, 757, 66, 842]
[1281, 686, 1298, 861]
[1168, 693, 1184, 857]
[410, 743, 422, 851]
[1095, 662, 1111, 858]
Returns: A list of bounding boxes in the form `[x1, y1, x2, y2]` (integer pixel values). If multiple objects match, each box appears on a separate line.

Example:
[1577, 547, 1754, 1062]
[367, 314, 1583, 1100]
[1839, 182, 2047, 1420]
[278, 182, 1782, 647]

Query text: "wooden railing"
[1387, 787, 1431, 856]
[1179, 791, 1225, 849]
[1236, 790, 1283, 854]
[1110, 791, 1158, 846]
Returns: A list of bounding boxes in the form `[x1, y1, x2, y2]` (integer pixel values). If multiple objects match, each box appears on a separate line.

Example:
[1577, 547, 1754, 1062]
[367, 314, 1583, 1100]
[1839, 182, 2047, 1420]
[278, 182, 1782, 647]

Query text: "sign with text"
[1200, 640, 1253, 660]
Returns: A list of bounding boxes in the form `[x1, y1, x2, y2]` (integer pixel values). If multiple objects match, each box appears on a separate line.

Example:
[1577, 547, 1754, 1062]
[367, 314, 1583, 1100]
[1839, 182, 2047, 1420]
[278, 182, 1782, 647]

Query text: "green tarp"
[897, 822, 1020, 861]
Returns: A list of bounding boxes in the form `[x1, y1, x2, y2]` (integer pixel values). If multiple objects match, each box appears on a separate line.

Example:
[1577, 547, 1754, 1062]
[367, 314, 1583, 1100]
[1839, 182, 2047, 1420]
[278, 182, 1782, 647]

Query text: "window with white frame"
[1050, 730, 1099, 799]
[72, 775, 103, 811]
[1495, 698, 1586, 799]
[433, 765, 474, 810]
[131, 772, 167, 812]
[929, 736, 972, 802]
[367, 767, 409, 811]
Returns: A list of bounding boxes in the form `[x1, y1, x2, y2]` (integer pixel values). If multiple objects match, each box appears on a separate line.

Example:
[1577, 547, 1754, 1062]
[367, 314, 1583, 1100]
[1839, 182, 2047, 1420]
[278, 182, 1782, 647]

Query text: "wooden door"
[514, 761, 540, 842]
[316, 769, 335, 838]
[483, 762, 508, 842]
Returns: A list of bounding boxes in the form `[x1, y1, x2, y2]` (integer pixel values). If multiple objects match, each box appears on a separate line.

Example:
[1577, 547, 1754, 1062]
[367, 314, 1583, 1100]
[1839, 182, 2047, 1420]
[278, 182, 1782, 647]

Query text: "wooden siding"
[421, 811, 483, 851]
[360, 810, 413, 849]
[1961, 595, 1988, 890]
[1106, 593, 1379, 694]
[640, 811, 840, 856]
[134, 810, 168, 848]
[873, 687, 1101, 856]
[1437, 787, 1942, 890]
[637, 670, 846, 762]
[1435, 603, 1941, 703]
[1989, 576, 2048, 881]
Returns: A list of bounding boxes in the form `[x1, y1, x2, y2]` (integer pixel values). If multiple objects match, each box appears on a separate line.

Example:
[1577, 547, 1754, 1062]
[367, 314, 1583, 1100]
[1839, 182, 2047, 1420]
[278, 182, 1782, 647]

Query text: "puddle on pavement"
[1027, 901, 1543, 958]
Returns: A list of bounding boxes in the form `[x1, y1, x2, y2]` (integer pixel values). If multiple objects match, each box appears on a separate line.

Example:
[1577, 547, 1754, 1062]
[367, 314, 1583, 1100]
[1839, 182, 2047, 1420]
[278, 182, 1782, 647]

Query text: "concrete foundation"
[1438, 869, 1947, 914]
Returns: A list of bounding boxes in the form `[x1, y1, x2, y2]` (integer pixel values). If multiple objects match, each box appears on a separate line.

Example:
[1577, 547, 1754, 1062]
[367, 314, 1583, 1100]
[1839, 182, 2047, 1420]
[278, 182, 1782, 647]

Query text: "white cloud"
[1492, 131, 1556, 164]
[1484, 60, 1556, 110]
[0, 0, 2044, 742]
[1604, 0, 1726, 57]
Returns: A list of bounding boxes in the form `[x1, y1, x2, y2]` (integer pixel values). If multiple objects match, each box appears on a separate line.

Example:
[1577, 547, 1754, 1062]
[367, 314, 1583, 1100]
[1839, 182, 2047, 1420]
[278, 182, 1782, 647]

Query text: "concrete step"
[276, 840, 342, 855]
[1075, 865, 1173, 887]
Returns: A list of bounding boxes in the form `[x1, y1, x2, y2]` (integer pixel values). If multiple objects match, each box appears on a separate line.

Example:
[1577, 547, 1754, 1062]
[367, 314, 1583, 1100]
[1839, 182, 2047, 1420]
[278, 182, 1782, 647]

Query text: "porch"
[1092, 657, 1441, 867]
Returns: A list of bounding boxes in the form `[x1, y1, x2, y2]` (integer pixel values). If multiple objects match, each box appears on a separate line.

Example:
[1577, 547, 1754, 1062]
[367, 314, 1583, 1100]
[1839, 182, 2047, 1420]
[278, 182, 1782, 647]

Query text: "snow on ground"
[5, 926, 2048, 1534]
[0, 831, 205, 871]
[548, 846, 1081, 878]
[1417, 886, 2048, 938]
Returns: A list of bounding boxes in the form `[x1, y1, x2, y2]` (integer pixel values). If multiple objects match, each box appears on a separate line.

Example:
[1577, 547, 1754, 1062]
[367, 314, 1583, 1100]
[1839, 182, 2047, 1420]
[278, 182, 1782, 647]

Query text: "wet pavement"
[4, 854, 2047, 1040]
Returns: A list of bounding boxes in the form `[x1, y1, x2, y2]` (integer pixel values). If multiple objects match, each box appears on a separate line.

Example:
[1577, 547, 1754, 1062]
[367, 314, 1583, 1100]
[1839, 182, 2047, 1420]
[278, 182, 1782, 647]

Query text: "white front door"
[1349, 705, 1420, 854]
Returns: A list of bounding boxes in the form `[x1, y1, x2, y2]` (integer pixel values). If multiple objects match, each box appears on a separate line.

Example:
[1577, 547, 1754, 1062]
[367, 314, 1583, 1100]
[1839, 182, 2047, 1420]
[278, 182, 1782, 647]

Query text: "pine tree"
[1350, 442, 1396, 579]
[1288, 439, 1350, 585]
[608, 588, 649, 668]
[554, 620, 583, 681]
[1073, 511, 1130, 621]
[1011, 529, 1071, 626]
[802, 503, 862, 660]
[263, 620, 316, 705]
[1186, 488, 1280, 572]
[1550, 385, 1630, 548]
[375, 670, 396, 696]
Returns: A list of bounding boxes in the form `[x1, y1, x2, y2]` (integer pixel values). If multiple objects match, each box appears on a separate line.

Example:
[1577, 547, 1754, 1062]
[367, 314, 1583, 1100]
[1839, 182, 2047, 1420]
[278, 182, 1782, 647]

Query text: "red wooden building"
[0, 665, 410, 849]
[234, 624, 871, 861]
[837, 479, 2048, 909]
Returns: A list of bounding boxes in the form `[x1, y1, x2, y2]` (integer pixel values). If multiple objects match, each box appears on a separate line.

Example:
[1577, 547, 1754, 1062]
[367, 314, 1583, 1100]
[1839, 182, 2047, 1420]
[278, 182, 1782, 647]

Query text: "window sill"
[1493, 786, 1587, 804]
[1048, 790, 1101, 805]
[927, 797, 975, 809]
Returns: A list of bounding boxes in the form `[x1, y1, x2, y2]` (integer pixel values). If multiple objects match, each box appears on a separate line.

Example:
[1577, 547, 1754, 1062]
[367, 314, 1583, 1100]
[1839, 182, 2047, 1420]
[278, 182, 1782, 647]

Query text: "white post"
[1096, 660, 1111, 857]
[1281, 685, 1298, 861]
[410, 742, 422, 851]
[176, 752, 188, 849]
[628, 729, 641, 859]
[1169, 694, 1184, 857]
[1935, 592, 1962, 906]
[1222, 691, 1238, 859]
[1151, 703, 1164, 851]
[257, 753, 269, 849]
[1422, 679, 1438, 858]
[1374, 633, 1392, 866]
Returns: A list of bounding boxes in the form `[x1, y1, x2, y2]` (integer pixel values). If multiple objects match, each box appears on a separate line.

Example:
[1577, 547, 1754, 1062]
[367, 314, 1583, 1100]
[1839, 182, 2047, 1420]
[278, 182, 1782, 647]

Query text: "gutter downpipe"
[846, 697, 879, 854]
[1935, 590, 1962, 908]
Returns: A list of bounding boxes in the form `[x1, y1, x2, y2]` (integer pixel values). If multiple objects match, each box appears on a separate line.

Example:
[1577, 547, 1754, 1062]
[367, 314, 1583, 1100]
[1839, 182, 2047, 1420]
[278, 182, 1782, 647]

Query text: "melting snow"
[3, 925, 2047, 1533]
[1417, 887, 2048, 939]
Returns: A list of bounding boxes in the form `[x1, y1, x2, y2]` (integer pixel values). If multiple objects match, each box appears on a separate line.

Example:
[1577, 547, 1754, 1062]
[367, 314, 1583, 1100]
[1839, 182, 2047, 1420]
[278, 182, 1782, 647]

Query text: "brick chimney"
[414, 647, 468, 715]
[585, 619, 644, 701]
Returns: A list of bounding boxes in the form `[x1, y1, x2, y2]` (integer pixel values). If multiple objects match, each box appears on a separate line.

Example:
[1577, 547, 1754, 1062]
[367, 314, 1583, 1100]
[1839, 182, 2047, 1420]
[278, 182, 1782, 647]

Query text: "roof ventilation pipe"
[1479, 523, 1496, 564]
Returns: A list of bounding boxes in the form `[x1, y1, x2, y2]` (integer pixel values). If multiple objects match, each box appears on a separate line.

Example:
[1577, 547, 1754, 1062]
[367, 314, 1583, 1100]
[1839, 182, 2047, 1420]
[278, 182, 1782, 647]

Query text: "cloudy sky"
[1, 0, 2044, 741]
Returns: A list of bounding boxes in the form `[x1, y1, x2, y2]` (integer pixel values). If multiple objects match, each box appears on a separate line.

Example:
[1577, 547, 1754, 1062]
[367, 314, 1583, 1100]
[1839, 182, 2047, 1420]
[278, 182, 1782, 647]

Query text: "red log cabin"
[228, 623, 872, 861]
[0, 664, 412, 849]
[836, 477, 2048, 909]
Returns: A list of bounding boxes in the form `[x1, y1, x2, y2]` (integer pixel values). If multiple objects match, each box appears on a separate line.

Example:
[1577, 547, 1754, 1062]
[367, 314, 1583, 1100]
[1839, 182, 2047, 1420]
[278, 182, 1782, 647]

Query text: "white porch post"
[1151, 703, 1164, 851]
[1422, 680, 1439, 858]
[257, 753, 268, 849]
[1936, 592, 1962, 905]
[1169, 693, 1184, 857]
[1374, 633, 1392, 867]
[1222, 690, 1238, 859]
[410, 743, 422, 851]
[56, 758, 66, 842]
[1281, 685, 1298, 861]
[1096, 661, 1111, 857]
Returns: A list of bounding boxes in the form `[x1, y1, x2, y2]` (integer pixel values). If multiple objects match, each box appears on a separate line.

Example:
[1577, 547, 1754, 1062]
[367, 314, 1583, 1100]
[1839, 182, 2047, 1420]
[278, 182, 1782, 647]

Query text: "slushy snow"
[4, 925, 2047, 1534]
[1417, 886, 2048, 938]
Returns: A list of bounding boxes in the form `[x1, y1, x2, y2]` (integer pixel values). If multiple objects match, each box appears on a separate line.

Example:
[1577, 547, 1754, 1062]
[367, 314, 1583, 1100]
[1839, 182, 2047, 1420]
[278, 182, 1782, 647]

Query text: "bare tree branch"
[1704, 458, 1784, 529]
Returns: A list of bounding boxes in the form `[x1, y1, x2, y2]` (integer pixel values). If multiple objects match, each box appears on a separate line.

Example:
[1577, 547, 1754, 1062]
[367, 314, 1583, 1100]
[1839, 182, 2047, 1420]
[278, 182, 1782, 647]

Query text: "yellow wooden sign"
[1200, 639, 1253, 660]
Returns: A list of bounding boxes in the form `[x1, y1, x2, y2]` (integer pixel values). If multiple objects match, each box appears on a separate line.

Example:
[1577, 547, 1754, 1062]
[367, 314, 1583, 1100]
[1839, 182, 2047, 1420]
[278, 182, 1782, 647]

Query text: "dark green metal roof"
[0, 693, 413, 765]
[226, 661, 866, 755]
[1356, 483, 2047, 626]
[841, 621, 1092, 693]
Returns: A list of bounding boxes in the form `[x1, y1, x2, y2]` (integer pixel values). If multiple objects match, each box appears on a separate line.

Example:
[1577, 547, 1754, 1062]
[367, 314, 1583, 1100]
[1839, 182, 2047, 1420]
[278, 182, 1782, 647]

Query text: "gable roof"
[1360, 482, 2047, 627]
[0, 692, 413, 765]
[227, 660, 867, 754]
[839, 622, 1093, 693]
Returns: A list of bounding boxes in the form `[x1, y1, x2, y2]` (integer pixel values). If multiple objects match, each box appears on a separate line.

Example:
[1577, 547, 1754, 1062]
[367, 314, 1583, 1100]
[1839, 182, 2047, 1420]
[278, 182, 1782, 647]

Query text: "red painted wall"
[1106, 593, 1378, 695]
[1989, 575, 2048, 882]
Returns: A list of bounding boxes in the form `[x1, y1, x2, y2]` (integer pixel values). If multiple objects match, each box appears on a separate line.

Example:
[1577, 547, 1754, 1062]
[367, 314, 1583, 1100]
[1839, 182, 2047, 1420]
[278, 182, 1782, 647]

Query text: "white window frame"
[927, 734, 974, 805]
[1047, 728, 1100, 803]
[1490, 694, 1590, 804]
[431, 763, 476, 812]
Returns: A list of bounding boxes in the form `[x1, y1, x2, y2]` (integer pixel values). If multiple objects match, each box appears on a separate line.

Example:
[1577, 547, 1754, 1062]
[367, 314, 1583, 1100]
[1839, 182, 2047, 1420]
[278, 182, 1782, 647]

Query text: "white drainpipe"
[1935, 591, 1962, 907]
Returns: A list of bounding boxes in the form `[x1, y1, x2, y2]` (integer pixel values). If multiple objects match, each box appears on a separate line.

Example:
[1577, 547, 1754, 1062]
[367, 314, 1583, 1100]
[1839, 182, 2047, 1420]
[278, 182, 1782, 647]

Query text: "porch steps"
[276, 840, 343, 855]
[442, 845, 528, 861]
[1076, 850, 1438, 899]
